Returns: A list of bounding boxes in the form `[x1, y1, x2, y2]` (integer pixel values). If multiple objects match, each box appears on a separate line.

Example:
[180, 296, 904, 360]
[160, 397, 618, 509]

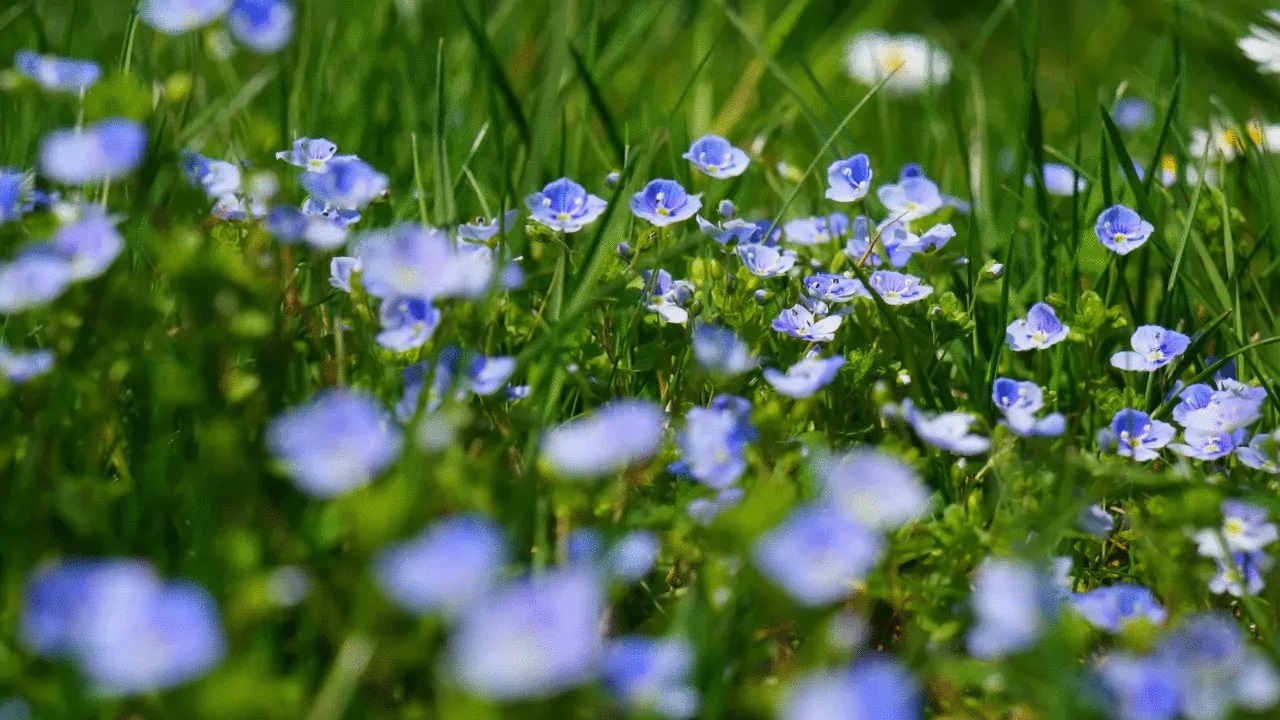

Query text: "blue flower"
[1096, 654, 1182, 720]
[1029, 162, 1085, 196]
[447, 569, 603, 700]
[642, 269, 695, 324]
[50, 205, 123, 281]
[631, 179, 701, 227]
[13, 51, 101, 93]
[1110, 409, 1175, 461]
[300, 156, 388, 209]
[1078, 505, 1115, 537]
[0, 344, 54, 383]
[607, 531, 660, 583]
[357, 224, 493, 302]
[966, 557, 1058, 659]
[373, 514, 507, 616]
[874, 220, 926, 267]
[1171, 427, 1246, 461]
[696, 216, 776, 245]
[458, 209, 519, 243]
[267, 203, 352, 251]
[1071, 585, 1167, 632]
[1152, 613, 1280, 717]
[0, 168, 28, 224]
[266, 389, 402, 497]
[691, 323, 757, 377]
[1208, 551, 1271, 596]
[0, 250, 72, 314]
[21, 559, 225, 695]
[180, 150, 242, 198]
[464, 354, 517, 396]
[671, 395, 755, 489]
[527, 177, 608, 233]
[375, 297, 441, 352]
[1110, 325, 1190, 372]
[783, 213, 849, 246]
[603, 636, 700, 719]
[867, 270, 932, 305]
[803, 273, 867, 303]
[842, 216, 882, 266]
[1096, 205, 1154, 255]
[718, 199, 735, 218]
[1174, 382, 1264, 433]
[781, 659, 921, 720]
[226, 0, 294, 53]
[1195, 500, 1278, 558]
[1006, 302, 1070, 351]
[772, 304, 842, 342]
[877, 176, 943, 220]
[764, 356, 845, 398]
[1237, 429, 1280, 473]
[825, 154, 872, 202]
[275, 137, 342, 172]
[687, 487, 744, 525]
[817, 448, 929, 531]
[920, 222, 956, 250]
[39, 119, 147, 186]
[683, 134, 750, 179]
[1114, 97, 1155, 131]
[752, 504, 883, 606]
[884, 399, 991, 455]
[140, 0, 233, 33]
[540, 400, 666, 479]
[737, 242, 795, 277]
[992, 378, 1066, 437]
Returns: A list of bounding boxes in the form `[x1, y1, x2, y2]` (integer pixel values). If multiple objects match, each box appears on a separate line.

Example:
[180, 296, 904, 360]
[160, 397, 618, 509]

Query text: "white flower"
[843, 32, 951, 94]
[1240, 11, 1280, 75]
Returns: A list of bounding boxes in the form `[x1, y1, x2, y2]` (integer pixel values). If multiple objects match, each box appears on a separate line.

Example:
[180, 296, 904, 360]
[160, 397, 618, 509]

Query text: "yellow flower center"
[877, 45, 908, 74]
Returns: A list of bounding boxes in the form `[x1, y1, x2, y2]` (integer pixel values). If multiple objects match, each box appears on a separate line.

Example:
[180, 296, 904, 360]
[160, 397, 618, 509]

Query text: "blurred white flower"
[843, 32, 951, 94]
[1240, 11, 1280, 75]
[1188, 119, 1280, 163]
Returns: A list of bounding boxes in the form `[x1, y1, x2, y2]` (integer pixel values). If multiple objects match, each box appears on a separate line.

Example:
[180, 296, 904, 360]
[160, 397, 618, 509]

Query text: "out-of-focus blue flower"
[1096, 654, 1183, 720]
[50, 205, 123, 281]
[181, 150, 242, 198]
[1095, 205, 1154, 255]
[687, 486, 744, 525]
[1111, 409, 1175, 461]
[1171, 427, 1246, 461]
[276, 137, 342, 172]
[920, 222, 956, 250]
[683, 134, 749, 179]
[877, 176, 942, 221]
[458, 209, 519, 243]
[753, 504, 883, 606]
[226, 0, 294, 53]
[631, 179, 701, 227]
[329, 256, 360, 292]
[867, 270, 932, 305]
[267, 202, 352, 250]
[1238, 429, 1280, 473]
[781, 658, 921, 720]
[0, 344, 54, 383]
[527, 177, 607, 233]
[1153, 613, 1280, 719]
[717, 199, 735, 219]
[540, 400, 665, 479]
[817, 448, 928, 531]
[783, 213, 849, 246]
[1174, 381, 1264, 434]
[1207, 551, 1271, 596]
[1195, 500, 1277, 558]
[140, 0, 233, 33]
[772, 304, 842, 342]
[696, 216, 776, 246]
[395, 349, 517, 420]
[1079, 504, 1115, 537]
[447, 568, 603, 700]
[992, 377, 1065, 437]
[603, 636, 700, 719]
[357, 224, 493, 302]
[737, 242, 795, 277]
[670, 395, 755, 489]
[842, 216, 883, 266]
[873, 220, 925, 267]
[641, 269, 694, 324]
[300, 156, 388, 209]
[764, 356, 844, 398]
[885, 399, 991, 456]
[0, 168, 28, 224]
[0, 250, 72, 314]
[14, 51, 101, 93]
[803, 273, 867, 303]
[692, 323, 757, 377]
[39, 119, 147, 186]
[373, 514, 506, 616]
[1006, 302, 1069, 351]
[1115, 97, 1156, 131]
[1029, 162, 1085, 196]
[266, 389, 402, 498]
[967, 557, 1057, 659]
[1071, 585, 1167, 632]
[825, 154, 872, 203]
[21, 559, 225, 696]
[608, 531, 659, 582]
[1110, 325, 1190, 372]
[376, 297, 440, 352]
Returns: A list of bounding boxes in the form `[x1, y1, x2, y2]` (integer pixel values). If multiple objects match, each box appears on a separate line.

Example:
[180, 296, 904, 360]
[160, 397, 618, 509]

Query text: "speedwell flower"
[1110, 409, 1175, 461]
[1095, 205, 1154, 255]
[0, 344, 54, 383]
[374, 514, 507, 616]
[13, 51, 101, 93]
[803, 273, 867, 303]
[867, 270, 932, 305]
[825, 154, 872, 202]
[877, 176, 942, 221]
[764, 356, 845, 398]
[1238, 430, 1280, 473]
[375, 297, 441, 352]
[1110, 325, 1190, 372]
[226, 0, 295, 53]
[784, 212, 849, 245]
[527, 177, 607, 233]
[540, 400, 665, 479]
[817, 448, 929, 531]
[39, 119, 147, 186]
[1070, 585, 1167, 633]
[772, 304, 842, 342]
[683, 134, 749, 179]
[300, 156, 388, 209]
[641, 269, 694, 324]
[50, 204, 124, 281]
[691, 323, 757, 377]
[140, 0, 232, 34]
[737, 243, 795, 278]
[753, 504, 883, 607]
[265, 389, 402, 497]
[631, 179, 701, 227]
[0, 250, 72, 314]
[1006, 302, 1069, 351]
[670, 395, 755, 489]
